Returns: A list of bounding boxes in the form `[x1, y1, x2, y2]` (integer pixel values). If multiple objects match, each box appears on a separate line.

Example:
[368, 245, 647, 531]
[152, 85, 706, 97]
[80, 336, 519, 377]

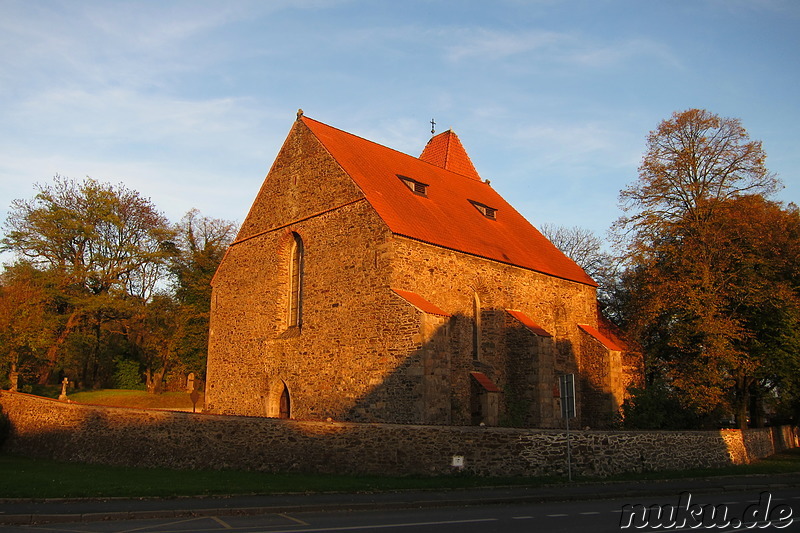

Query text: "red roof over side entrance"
[470, 371, 502, 393]
[578, 324, 624, 351]
[506, 309, 552, 337]
[392, 289, 450, 317]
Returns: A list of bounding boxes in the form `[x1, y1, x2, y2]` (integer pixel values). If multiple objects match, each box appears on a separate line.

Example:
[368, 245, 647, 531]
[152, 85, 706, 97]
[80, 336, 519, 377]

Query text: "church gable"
[236, 117, 367, 242]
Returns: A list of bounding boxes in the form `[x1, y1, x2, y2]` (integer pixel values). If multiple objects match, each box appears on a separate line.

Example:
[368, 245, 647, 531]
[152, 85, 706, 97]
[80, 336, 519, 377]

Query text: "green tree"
[621, 380, 721, 430]
[124, 293, 181, 394]
[1, 176, 175, 384]
[0, 263, 60, 389]
[167, 209, 237, 378]
[615, 109, 797, 429]
[713, 196, 800, 427]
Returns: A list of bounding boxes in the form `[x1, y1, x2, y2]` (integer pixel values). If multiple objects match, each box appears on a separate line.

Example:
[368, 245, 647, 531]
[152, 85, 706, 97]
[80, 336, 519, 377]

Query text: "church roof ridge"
[299, 115, 596, 287]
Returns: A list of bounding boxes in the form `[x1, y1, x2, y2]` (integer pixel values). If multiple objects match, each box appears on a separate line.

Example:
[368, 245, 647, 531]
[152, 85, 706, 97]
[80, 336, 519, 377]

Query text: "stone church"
[204, 111, 642, 428]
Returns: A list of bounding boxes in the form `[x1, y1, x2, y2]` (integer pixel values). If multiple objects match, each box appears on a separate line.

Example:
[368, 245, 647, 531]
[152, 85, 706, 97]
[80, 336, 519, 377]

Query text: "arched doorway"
[266, 379, 292, 419]
[278, 382, 291, 419]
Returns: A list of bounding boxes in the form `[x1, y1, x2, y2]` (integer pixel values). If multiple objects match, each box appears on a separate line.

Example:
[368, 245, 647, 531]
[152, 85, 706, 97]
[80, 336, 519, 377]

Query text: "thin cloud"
[444, 27, 680, 70]
[0, 145, 256, 224]
[9, 87, 274, 152]
[445, 28, 569, 62]
[709, 0, 800, 17]
[568, 38, 682, 70]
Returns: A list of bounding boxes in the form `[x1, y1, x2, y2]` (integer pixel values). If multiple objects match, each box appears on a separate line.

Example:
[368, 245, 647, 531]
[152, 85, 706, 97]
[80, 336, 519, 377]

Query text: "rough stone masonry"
[1, 392, 796, 477]
[204, 113, 643, 429]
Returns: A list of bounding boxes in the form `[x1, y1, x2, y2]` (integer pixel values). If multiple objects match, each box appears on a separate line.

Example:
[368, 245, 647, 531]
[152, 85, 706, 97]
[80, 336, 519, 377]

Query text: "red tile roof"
[506, 310, 552, 337]
[596, 314, 634, 353]
[578, 324, 624, 351]
[392, 289, 450, 317]
[470, 371, 502, 393]
[419, 130, 482, 181]
[301, 116, 596, 287]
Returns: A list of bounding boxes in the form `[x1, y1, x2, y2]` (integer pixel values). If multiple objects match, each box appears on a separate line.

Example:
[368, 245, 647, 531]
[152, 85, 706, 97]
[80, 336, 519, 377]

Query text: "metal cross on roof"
[430, 118, 436, 135]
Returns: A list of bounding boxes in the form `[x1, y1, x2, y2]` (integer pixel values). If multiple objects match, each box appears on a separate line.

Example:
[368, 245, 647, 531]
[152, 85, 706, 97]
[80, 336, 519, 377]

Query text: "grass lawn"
[0, 454, 558, 499]
[69, 389, 203, 410]
[1, 449, 798, 499]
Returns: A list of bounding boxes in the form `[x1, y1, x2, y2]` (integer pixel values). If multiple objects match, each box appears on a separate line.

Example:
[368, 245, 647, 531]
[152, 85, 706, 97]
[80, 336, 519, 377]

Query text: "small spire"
[419, 129, 482, 181]
[297, 109, 304, 119]
[430, 118, 436, 135]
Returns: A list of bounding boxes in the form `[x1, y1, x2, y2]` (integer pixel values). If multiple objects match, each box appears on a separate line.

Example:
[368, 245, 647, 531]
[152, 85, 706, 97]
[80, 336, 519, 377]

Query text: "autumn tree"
[615, 109, 795, 429]
[712, 196, 800, 426]
[1, 176, 175, 384]
[0, 263, 60, 389]
[619, 108, 780, 235]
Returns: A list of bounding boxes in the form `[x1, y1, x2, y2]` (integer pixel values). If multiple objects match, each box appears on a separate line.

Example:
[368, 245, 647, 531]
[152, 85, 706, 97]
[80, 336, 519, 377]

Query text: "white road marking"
[211, 516, 234, 529]
[249, 517, 500, 533]
[118, 517, 221, 533]
[279, 513, 311, 526]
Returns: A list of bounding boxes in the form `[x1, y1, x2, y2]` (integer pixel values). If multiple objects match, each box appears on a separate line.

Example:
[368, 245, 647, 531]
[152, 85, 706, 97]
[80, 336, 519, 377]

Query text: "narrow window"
[470, 200, 497, 220]
[288, 233, 304, 328]
[472, 293, 481, 360]
[398, 175, 429, 197]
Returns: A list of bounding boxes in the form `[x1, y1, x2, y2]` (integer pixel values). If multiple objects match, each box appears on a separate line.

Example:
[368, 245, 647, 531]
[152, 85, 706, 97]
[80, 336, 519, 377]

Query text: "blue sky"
[1, 0, 798, 253]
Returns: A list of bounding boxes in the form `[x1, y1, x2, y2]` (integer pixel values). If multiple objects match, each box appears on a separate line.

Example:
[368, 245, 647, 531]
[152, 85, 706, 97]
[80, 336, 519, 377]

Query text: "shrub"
[622, 380, 720, 430]
[113, 358, 145, 390]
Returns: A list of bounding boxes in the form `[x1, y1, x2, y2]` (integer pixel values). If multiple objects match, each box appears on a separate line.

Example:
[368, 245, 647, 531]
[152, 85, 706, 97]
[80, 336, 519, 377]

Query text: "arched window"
[472, 292, 481, 360]
[288, 233, 304, 328]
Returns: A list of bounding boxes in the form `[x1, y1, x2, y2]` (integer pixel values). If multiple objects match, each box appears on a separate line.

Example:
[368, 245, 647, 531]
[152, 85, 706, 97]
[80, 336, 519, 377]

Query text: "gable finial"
[297, 109, 304, 119]
[430, 118, 436, 135]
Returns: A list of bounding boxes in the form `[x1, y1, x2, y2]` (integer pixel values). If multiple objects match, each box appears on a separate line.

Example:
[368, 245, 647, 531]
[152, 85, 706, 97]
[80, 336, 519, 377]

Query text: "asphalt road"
[2, 488, 799, 533]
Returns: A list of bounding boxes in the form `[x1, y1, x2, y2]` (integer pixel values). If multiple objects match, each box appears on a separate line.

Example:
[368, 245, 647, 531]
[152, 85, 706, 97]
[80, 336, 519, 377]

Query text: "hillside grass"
[69, 389, 202, 410]
[0, 449, 798, 499]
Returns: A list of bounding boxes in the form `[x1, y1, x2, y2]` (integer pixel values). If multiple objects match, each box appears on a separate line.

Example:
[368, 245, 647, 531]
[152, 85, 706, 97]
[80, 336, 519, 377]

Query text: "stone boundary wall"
[1, 392, 796, 478]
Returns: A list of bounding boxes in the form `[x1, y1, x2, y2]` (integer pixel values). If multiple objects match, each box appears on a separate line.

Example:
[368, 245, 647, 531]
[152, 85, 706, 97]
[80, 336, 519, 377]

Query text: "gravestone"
[58, 377, 69, 401]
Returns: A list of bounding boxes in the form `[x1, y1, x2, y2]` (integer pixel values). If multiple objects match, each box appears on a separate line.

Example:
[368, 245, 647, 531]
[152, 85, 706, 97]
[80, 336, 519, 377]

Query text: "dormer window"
[470, 200, 497, 220]
[398, 175, 428, 197]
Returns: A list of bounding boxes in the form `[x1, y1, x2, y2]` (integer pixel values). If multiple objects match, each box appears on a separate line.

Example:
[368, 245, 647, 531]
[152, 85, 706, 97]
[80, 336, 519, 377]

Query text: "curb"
[2, 478, 799, 526]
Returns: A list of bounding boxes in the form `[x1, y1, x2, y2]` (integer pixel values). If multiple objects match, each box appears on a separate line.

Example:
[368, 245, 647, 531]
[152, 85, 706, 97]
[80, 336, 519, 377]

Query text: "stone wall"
[388, 236, 633, 428]
[2, 392, 795, 478]
[206, 118, 407, 420]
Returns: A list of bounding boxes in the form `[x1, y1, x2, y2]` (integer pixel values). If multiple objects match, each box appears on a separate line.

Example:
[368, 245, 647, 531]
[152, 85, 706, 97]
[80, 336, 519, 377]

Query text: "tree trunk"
[38, 310, 81, 384]
[145, 367, 166, 394]
[734, 381, 749, 431]
[749, 386, 765, 428]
